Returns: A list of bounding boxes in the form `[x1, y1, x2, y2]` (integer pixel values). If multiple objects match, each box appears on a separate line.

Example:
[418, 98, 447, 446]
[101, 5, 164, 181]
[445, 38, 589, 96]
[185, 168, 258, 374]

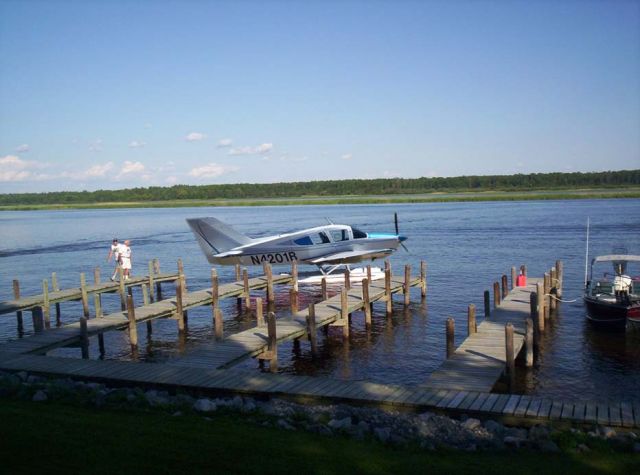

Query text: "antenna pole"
[584, 217, 590, 286]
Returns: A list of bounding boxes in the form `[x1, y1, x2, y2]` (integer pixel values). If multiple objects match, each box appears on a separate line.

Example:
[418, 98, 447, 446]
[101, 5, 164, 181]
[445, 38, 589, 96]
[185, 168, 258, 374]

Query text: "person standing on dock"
[120, 240, 132, 280]
[107, 238, 122, 281]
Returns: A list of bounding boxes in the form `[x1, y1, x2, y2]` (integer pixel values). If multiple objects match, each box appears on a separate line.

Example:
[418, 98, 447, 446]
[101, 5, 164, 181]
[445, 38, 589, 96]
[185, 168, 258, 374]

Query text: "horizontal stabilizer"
[186, 217, 253, 263]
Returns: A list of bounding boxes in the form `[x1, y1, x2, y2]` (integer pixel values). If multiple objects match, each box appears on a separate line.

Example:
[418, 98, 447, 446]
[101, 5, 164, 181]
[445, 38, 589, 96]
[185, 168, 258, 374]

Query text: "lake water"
[1, 200, 639, 401]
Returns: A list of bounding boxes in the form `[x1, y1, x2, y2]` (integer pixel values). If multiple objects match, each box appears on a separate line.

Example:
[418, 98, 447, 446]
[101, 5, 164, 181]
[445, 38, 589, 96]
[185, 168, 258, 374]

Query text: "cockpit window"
[352, 227, 367, 239]
[330, 230, 349, 242]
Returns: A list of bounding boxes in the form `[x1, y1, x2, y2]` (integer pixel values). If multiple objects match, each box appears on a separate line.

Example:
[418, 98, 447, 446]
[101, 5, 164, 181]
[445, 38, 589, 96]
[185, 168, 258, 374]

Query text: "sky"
[1, 0, 639, 193]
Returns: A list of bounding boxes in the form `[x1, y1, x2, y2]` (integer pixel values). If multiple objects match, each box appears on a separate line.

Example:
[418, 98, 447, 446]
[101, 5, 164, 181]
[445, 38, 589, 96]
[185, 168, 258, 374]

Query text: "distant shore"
[1, 187, 638, 211]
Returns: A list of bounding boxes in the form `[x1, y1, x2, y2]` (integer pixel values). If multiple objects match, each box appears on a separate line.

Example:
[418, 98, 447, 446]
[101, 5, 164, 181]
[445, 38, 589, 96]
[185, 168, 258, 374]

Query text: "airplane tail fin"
[186, 217, 253, 261]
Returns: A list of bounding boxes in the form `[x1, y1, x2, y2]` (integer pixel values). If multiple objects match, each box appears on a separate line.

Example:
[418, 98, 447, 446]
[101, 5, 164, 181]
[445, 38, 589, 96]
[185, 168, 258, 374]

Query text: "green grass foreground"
[0, 399, 637, 474]
[1, 188, 639, 211]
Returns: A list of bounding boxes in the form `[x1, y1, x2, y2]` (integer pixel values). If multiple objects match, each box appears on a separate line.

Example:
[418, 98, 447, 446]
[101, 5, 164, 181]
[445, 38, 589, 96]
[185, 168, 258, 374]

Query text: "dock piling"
[484, 290, 490, 318]
[52, 272, 61, 325]
[321, 277, 328, 301]
[467, 304, 477, 336]
[118, 267, 126, 310]
[420, 261, 427, 299]
[175, 277, 185, 333]
[341, 287, 349, 338]
[362, 278, 371, 327]
[511, 266, 517, 290]
[290, 288, 298, 313]
[214, 307, 223, 340]
[385, 268, 392, 316]
[505, 323, 515, 378]
[148, 261, 155, 302]
[80, 316, 89, 359]
[306, 303, 318, 356]
[501, 275, 508, 299]
[93, 268, 102, 318]
[404, 265, 411, 305]
[255, 297, 264, 327]
[526, 318, 534, 367]
[42, 279, 51, 328]
[80, 273, 90, 318]
[126, 294, 138, 351]
[243, 268, 251, 309]
[344, 268, 351, 290]
[536, 282, 545, 333]
[543, 273, 551, 320]
[446, 317, 455, 358]
[266, 311, 278, 372]
[555, 260, 564, 298]
[13, 279, 23, 335]
[153, 259, 162, 300]
[493, 282, 500, 308]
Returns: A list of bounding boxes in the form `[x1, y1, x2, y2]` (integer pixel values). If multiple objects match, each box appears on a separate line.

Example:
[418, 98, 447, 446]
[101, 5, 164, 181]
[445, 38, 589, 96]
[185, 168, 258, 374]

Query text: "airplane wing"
[307, 249, 395, 265]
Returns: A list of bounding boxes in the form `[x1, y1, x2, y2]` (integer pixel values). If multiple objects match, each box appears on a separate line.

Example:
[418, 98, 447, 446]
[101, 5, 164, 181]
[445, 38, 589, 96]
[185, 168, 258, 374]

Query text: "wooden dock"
[423, 279, 539, 392]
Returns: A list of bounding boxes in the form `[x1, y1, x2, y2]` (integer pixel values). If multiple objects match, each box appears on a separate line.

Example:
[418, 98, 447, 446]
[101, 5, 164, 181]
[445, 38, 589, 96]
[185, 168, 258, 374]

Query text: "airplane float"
[186, 215, 408, 279]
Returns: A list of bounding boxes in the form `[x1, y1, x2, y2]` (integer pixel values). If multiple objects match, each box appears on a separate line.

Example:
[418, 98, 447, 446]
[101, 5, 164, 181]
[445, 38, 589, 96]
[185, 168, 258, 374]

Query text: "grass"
[1, 188, 639, 211]
[0, 399, 638, 474]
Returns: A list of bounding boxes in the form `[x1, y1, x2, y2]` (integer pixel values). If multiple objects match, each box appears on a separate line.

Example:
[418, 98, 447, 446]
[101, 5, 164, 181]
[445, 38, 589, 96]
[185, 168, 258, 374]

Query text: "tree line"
[1, 170, 638, 205]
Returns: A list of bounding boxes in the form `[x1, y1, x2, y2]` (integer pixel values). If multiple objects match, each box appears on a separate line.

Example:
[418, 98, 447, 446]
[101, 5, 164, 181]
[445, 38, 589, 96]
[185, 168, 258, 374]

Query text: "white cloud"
[15, 144, 30, 153]
[128, 140, 146, 148]
[119, 161, 145, 177]
[60, 162, 114, 180]
[188, 162, 239, 179]
[228, 143, 273, 156]
[185, 132, 206, 142]
[166, 176, 178, 184]
[88, 138, 103, 152]
[217, 138, 233, 148]
[0, 155, 31, 181]
[341, 153, 352, 160]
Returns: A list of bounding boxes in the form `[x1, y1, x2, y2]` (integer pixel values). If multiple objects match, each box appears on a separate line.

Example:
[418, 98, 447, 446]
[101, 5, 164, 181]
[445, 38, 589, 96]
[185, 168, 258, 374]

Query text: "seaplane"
[186, 215, 408, 283]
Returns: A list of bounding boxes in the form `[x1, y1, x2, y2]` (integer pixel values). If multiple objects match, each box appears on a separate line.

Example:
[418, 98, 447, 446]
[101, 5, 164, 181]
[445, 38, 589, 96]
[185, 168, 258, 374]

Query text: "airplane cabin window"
[294, 236, 313, 245]
[352, 228, 367, 239]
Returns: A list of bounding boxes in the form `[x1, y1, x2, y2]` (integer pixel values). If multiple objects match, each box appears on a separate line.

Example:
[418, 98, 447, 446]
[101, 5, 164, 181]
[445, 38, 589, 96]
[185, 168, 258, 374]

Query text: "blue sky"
[1, 0, 639, 193]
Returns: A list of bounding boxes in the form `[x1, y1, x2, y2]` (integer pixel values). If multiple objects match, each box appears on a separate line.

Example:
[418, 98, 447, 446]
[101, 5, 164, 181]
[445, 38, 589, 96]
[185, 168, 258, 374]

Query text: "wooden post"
[266, 311, 278, 372]
[141, 283, 152, 334]
[367, 265, 372, 284]
[344, 268, 351, 290]
[543, 272, 551, 320]
[555, 260, 564, 298]
[501, 275, 508, 298]
[153, 259, 162, 300]
[80, 273, 90, 318]
[341, 287, 349, 338]
[214, 307, 223, 340]
[211, 268, 219, 317]
[80, 316, 89, 359]
[536, 282, 545, 333]
[289, 288, 298, 313]
[529, 292, 538, 345]
[484, 290, 491, 318]
[42, 279, 51, 329]
[291, 261, 298, 292]
[148, 261, 156, 302]
[446, 317, 455, 358]
[306, 303, 318, 356]
[243, 268, 251, 308]
[511, 266, 517, 291]
[321, 277, 328, 301]
[52, 272, 61, 325]
[505, 323, 515, 379]
[384, 259, 391, 276]
[255, 297, 264, 327]
[118, 267, 126, 310]
[126, 294, 138, 351]
[32, 307, 44, 332]
[264, 263, 274, 303]
[177, 258, 184, 276]
[93, 268, 102, 318]
[467, 304, 476, 336]
[493, 281, 500, 308]
[420, 261, 427, 299]
[526, 318, 534, 367]
[385, 267, 392, 316]
[13, 279, 23, 335]
[235, 263, 241, 281]
[404, 264, 411, 305]
[175, 277, 184, 332]
[550, 267, 557, 311]
[362, 278, 371, 327]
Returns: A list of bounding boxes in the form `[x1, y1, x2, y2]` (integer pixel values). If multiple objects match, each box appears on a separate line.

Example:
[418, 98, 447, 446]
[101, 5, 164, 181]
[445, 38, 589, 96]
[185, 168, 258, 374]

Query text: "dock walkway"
[423, 279, 539, 392]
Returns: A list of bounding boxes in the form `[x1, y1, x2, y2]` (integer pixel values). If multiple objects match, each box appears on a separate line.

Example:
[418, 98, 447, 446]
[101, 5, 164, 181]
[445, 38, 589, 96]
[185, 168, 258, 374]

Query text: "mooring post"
[291, 261, 298, 292]
[543, 272, 551, 320]
[31, 307, 44, 332]
[42, 279, 51, 329]
[13, 279, 23, 335]
[93, 268, 102, 318]
[263, 263, 274, 304]
[555, 260, 564, 299]
[484, 290, 490, 318]
[505, 322, 515, 378]
[289, 288, 298, 313]
[404, 264, 411, 306]
[385, 267, 392, 316]
[175, 277, 185, 333]
[153, 258, 162, 300]
[211, 268, 219, 316]
[536, 282, 545, 333]
[235, 263, 241, 281]
[255, 297, 264, 327]
[467, 304, 476, 336]
[52, 272, 61, 325]
[367, 265, 372, 284]
[511, 266, 517, 291]
[550, 267, 557, 312]
[126, 294, 138, 351]
[446, 317, 455, 358]
[306, 303, 318, 356]
[526, 318, 534, 367]
[118, 267, 126, 311]
[267, 311, 278, 372]
[493, 281, 500, 308]
[80, 316, 89, 359]
[420, 261, 427, 299]
[177, 258, 184, 276]
[501, 275, 508, 299]
[214, 307, 223, 340]
[148, 260, 156, 302]
[321, 277, 328, 301]
[341, 287, 349, 338]
[80, 273, 90, 319]
[243, 268, 251, 309]
[362, 278, 371, 327]
[529, 291, 538, 344]
[141, 283, 152, 335]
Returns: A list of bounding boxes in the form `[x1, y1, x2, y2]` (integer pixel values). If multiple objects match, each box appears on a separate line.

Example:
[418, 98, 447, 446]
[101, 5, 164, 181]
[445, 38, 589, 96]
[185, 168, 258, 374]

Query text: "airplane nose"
[398, 235, 407, 243]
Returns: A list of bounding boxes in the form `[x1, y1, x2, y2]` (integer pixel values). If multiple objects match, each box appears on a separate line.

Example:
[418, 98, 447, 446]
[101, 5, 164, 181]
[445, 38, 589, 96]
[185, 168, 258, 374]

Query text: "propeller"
[394, 212, 409, 252]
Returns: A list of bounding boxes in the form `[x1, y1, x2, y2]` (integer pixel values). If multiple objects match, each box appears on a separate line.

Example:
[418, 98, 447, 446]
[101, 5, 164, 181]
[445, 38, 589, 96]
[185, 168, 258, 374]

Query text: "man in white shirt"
[106, 238, 121, 281]
[120, 240, 132, 280]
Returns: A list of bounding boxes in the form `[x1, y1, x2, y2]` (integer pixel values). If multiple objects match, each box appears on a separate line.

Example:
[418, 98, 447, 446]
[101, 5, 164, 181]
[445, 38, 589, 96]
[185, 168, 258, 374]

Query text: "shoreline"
[1, 188, 639, 211]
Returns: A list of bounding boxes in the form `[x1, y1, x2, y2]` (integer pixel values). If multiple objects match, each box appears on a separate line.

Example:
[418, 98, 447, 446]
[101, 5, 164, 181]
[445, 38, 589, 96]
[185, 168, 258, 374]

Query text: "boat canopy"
[592, 255, 640, 264]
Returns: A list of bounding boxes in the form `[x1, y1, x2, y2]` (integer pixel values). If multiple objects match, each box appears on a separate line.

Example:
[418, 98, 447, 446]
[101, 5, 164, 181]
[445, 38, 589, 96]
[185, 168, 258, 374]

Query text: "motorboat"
[584, 254, 640, 329]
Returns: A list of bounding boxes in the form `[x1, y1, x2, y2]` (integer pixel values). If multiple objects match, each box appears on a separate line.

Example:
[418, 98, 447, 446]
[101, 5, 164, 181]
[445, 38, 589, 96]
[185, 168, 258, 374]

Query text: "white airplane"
[186, 215, 407, 274]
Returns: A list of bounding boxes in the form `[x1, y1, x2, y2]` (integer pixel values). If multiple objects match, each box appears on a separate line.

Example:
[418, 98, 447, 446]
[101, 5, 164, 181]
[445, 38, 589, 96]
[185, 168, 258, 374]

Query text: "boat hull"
[583, 295, 640, 329]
